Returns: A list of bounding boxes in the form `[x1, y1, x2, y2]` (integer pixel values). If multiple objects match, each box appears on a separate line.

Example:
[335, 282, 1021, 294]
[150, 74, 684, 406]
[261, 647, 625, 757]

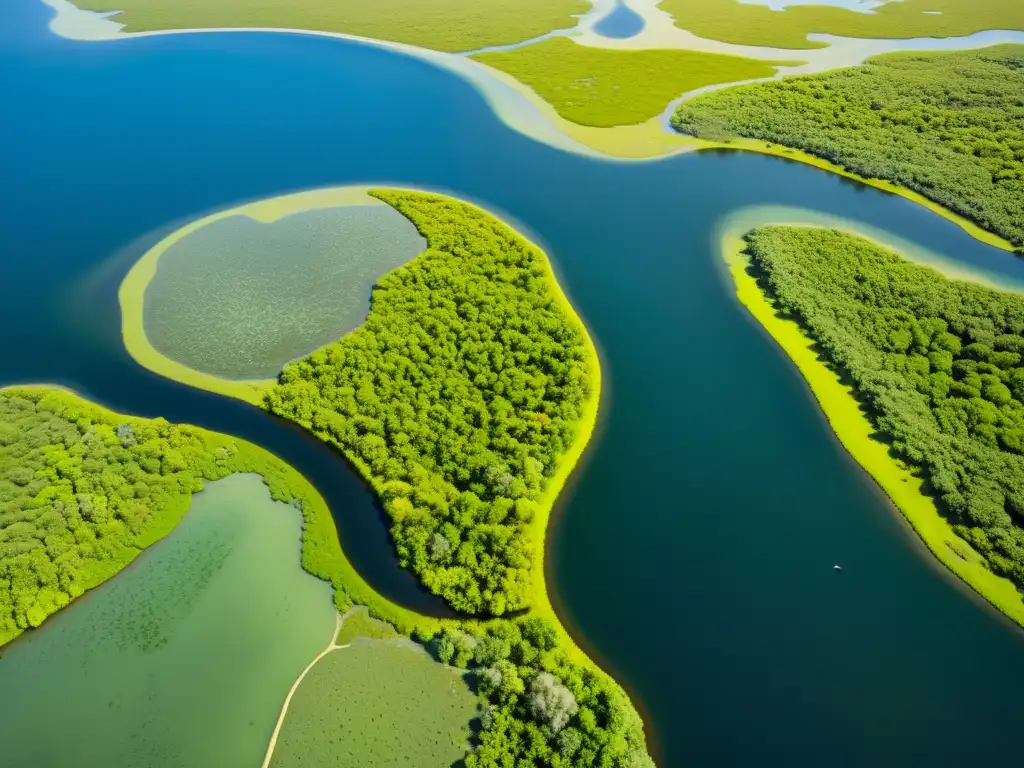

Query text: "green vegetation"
[473, 37, 791, 127]
[431, 616, 652, 768]
[144, 204, 424, 381]
[73, 0, 588, 52]
[335, 606, 401, 645]
[0, 473, 336, 768]
[660, 0, 1024, 49]
[264, 190, 598, 616]
[742, 225, 1024, 606]
[0, 385, 430, 647]
[270, 640, 478, 768]
[672, 46, 1024, 247]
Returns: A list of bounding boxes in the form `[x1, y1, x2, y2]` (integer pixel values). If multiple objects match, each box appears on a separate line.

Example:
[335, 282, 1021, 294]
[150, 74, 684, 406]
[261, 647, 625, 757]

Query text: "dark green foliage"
[0, 389, 247, 645]
[263, 190, 595, 616]
[672, 45, 1024, 246]
[744, 226, 1024, 588]
[436, 617, 652, 768]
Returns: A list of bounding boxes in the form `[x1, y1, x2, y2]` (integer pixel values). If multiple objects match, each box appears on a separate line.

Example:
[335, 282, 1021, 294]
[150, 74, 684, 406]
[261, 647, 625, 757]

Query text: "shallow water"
[145, 203, 425, 379]
[594, 1, 646, 39]
[3, 1, 1024, 765]
[0, 474, 336, 768]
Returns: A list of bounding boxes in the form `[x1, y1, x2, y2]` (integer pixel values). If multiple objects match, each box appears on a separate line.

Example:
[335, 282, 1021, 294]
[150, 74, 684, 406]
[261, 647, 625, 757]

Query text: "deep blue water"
[3, 1, 1024, 765]
[594, 2, 645, 39]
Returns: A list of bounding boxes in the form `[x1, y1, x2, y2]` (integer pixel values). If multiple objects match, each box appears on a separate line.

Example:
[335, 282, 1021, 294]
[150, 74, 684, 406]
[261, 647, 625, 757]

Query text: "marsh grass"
[270, 640, 478, 768]
[72, 0, 589, 52]
[473, 37, 791, 127]
[660, 0, 1024, 49]
[335, 606, 401, 645]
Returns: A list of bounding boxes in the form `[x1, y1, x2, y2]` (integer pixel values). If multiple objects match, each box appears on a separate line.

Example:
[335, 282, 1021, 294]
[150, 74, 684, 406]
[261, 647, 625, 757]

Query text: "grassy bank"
[472, 37, 793, 127]
[660, 0, 1024, 49]
[722, 232, 1024, 629]
[72, 0, 588, 52]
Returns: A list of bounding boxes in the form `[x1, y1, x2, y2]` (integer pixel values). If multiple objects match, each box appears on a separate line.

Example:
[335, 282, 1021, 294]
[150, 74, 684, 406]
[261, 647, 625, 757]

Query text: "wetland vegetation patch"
[0, 473, 335, 768]
[143, 200, 425, 381]
[473, 37, 790, 127]
[269, 640, 478, 768]
[659, 0, 1024, 49]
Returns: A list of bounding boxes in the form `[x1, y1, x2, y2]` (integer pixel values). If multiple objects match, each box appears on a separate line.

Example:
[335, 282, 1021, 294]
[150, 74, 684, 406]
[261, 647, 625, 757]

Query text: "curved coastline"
[118, 186, 405, 404]
[45, 0, 1018, 258]
[119, 186, 647, 756]
[719, 226, 1024, 630]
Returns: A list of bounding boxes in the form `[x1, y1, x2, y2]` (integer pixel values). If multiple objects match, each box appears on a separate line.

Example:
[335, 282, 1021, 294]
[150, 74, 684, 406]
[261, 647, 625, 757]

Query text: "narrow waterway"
[2, 2, 1024, 765]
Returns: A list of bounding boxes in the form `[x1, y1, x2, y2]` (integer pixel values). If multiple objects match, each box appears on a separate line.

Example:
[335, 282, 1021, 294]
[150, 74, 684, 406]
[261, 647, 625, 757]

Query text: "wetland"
[4, 0, 1024, 764]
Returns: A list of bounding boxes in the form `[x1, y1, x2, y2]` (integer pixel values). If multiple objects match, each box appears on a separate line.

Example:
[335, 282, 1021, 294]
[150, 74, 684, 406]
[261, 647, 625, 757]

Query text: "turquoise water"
[3, 1, 1024, 764]
[145, 203, 425, 380]
[0, 475, 336, 768]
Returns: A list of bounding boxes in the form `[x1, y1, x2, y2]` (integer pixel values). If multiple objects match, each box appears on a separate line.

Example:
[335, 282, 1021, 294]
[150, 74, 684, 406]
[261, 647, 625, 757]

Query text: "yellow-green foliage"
[73, 0, 588, 52]
[270, 641, 479, 768]
[473, 37, 788, 127]
[660, 0, 1024, 49]
[727, 227, 1024, 626]
[263, 190, 599, 616]
[0, 386, 432, 648]
[335, 606, 401, 645]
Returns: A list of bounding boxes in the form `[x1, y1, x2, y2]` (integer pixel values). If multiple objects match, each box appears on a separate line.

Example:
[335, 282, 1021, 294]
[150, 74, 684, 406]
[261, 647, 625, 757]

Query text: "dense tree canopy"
[744, 226, 1024, 589]
[672, 46, 1024, 246]
[432, 616, 652, 768]
[0, 388, 252, 646]
[264, 191, 596, 616]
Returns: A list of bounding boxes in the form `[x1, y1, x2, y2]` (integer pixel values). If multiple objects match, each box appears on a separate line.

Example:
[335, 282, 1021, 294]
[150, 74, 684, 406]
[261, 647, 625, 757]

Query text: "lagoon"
[3, 0, 1024, 765]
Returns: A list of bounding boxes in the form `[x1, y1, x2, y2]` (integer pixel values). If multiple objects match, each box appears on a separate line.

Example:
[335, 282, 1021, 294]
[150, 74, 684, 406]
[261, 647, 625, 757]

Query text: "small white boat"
[833, 564, 842, 571]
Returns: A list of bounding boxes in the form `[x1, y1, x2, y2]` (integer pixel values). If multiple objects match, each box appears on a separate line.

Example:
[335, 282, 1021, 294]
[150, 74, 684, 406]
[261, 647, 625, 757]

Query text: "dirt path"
[260, 608, 351, 768]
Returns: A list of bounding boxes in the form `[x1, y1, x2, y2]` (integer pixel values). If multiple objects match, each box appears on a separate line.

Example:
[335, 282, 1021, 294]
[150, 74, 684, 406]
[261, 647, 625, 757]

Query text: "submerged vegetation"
[743, 225, 1024, 599]
[660, 0, 1024, 49]
[473, 37, 790, 127]
[72, 0, 588, 52]
[144, 204, 424, 381]
[264, 190, 598, 616]
[271, 640, 479, 768]
[0, 385, 400, 647]
[0, 386, 653, 768]
[672, 46, 1024, 247]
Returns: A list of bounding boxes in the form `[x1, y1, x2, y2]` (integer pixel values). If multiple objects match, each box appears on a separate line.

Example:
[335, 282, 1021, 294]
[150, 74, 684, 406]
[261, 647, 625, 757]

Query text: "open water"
[3, 1, 1024, 764]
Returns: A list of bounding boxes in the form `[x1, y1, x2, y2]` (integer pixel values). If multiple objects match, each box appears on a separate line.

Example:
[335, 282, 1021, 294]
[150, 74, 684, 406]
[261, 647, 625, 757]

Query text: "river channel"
[3, 0, 1024, 764]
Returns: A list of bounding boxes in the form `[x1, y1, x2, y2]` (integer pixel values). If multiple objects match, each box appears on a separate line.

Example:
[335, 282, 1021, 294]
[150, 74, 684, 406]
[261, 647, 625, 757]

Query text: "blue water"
[594, 1, 645, 39]
[3, 1, 1024, 765]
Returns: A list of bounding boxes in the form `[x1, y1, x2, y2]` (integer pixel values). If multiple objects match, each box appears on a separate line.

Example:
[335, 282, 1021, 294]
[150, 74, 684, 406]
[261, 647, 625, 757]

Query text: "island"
[724, 225, 1024, 625]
